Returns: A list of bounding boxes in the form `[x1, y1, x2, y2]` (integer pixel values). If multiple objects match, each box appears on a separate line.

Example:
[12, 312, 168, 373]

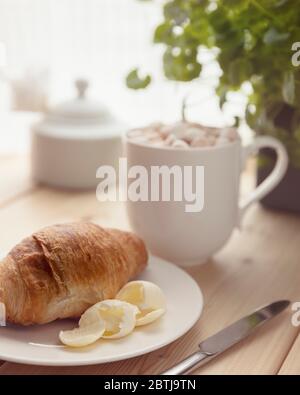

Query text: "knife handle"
[161, 351, 211, 375]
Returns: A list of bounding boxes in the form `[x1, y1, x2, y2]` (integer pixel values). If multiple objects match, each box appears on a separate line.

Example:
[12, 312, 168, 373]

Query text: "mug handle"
[239, 136, 289, 221]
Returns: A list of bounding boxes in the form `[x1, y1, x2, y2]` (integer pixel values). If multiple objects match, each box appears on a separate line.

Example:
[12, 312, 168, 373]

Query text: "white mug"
[125, 134, 288, 266]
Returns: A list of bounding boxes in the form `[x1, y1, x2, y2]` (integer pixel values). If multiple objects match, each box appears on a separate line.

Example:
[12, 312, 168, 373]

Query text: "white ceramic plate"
[0, 256, 203, 366]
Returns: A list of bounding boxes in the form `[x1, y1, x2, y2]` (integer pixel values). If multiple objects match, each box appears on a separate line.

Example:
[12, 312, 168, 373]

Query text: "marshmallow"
[128, 123, 239, 149]
[165, 134, 177, 146]
[207, 127, 220, 137]
[184, 127, 207, 143]
[159, 125, 173, 138]
[169, 122, 188, 139]
[171, 139, 189, 148]
[207, 135, 217, 146]
[190, 137, 210, 147]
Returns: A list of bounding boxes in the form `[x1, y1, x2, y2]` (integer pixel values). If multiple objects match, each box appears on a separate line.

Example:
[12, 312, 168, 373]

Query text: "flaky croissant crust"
[0, 223, 148, 325]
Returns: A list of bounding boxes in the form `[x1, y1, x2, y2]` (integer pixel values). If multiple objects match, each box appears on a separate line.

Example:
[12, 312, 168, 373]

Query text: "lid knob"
[75, 78, 89, 99]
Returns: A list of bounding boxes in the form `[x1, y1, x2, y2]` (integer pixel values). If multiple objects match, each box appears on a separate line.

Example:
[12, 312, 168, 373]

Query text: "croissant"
[0, 222, 148, 325]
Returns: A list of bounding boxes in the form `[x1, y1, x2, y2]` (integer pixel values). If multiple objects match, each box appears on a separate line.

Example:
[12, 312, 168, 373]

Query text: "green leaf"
[126, 69, 151, 90]
[154, 22, 174, 44]
[163, 47, 201, 81]
[282, 71, 295, 105]
[163, 1, 188, 24]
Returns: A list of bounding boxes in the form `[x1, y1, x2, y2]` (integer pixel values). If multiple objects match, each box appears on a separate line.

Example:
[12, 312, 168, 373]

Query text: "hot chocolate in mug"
[125, 131, 288, 266]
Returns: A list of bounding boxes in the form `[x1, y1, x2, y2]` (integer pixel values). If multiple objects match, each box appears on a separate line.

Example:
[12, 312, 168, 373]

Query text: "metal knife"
[161, 300, 290, 375]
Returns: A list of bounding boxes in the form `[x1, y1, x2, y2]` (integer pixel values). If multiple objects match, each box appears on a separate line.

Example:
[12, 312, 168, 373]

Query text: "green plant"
[127, 0, 300, 167]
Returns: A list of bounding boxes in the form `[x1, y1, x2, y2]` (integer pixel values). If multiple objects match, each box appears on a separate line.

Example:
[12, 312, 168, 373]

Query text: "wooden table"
[0, 154, 299, 375]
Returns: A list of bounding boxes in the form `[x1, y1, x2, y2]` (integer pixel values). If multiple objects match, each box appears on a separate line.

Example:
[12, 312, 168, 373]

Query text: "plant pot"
[257, 149, 300, 213]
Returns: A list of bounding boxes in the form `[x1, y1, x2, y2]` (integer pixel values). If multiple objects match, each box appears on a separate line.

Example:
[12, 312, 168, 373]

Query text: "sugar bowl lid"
[34, 78, 126, 139]
[47, 79, 111, 123]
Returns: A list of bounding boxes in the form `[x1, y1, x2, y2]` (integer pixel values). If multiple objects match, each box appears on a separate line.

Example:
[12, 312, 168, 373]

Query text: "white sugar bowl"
[31, 79, 124, 189]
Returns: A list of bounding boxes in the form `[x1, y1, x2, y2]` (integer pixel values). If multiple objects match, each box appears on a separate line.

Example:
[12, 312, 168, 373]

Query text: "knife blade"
[161, 300, 290, 375]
